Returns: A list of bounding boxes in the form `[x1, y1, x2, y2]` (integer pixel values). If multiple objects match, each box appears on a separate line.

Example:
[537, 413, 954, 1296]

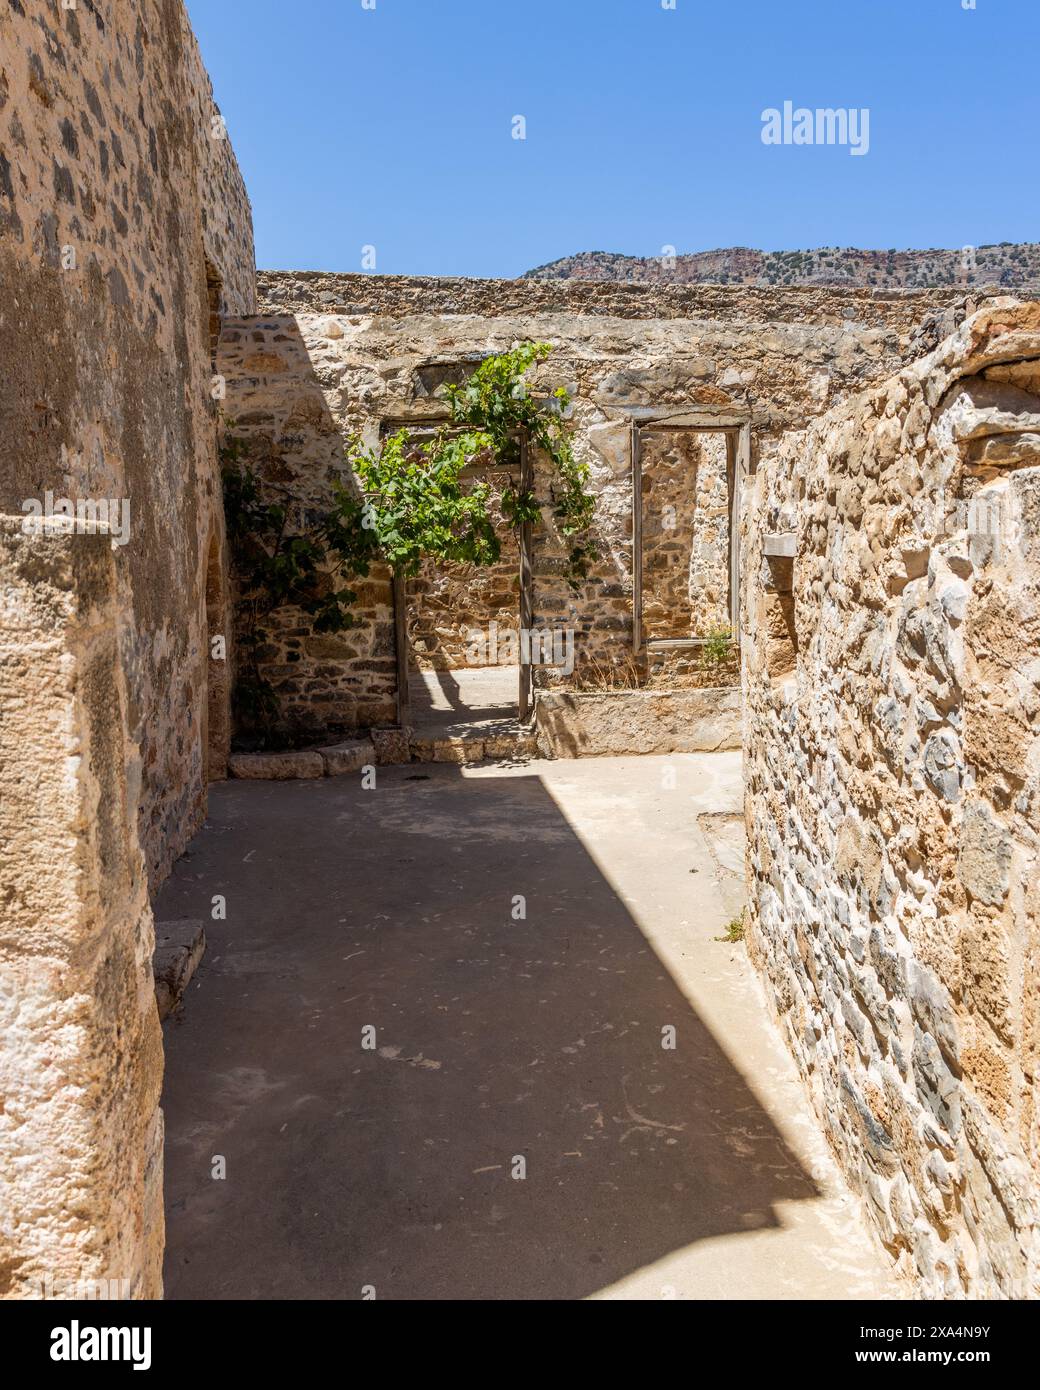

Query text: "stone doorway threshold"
[158, 752, 902, 1301]
[408, 664, 536, 762]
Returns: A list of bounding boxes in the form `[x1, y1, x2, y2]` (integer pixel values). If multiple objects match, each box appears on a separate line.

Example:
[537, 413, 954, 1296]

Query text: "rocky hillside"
[523, 245, 1040, 292]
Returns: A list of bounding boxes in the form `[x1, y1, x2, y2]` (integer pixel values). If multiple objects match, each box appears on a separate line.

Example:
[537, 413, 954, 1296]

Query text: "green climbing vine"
[331, 428, 502, 579]
[337, 341, 597, 585]
[446, 341, 597, 582]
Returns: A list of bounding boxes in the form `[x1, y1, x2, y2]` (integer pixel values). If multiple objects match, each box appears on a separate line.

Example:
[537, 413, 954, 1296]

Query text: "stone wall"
[217, 317, 397, 736]
[742, 300, 1040, 1297]
[0, 0, 255, 885]
[0, 520, 163, 1299]
[185, 17, 255, 319]
[218, 282, 970, 736]
[259, 268, 974, 335]
[536, 687, 741, 757]
[0, 0, 253, 1299]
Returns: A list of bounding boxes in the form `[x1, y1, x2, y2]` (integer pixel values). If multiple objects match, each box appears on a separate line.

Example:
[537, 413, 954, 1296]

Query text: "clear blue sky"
[185, 0, 1037, 278]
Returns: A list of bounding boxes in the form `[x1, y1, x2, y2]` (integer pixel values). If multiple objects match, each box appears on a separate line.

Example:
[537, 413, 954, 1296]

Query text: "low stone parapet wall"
[535, 687, 741, 757]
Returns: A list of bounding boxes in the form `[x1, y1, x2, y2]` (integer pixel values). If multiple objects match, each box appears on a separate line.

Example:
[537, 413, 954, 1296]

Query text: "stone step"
[228, 739, 376, 780]
[228, 749, 324, 780]
[317, 739, 376, 776]
[408, 729, 538, 764]
[228, 729, 537, 776]
[154, 919, 206, 1021]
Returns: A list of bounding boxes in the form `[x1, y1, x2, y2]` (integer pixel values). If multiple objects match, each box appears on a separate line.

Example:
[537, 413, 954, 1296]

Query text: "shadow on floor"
[157, 762, 818, 1300]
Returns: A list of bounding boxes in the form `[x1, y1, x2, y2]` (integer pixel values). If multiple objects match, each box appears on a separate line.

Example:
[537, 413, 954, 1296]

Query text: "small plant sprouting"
[715, 912, 746, 944]
[700, 625, 734, 672]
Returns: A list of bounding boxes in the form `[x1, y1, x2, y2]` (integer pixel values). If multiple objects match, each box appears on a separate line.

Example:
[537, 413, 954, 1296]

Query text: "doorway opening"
[381, 420, 534, 752]
[631, 415, 750, 688]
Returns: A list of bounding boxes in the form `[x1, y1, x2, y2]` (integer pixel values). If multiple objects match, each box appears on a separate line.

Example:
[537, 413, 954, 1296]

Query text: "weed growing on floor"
[716, 911, 746, 943]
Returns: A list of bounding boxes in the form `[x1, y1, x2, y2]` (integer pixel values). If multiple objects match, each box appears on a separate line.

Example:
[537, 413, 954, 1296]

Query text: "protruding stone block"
[371, 727, 411, 765]
[319, 739, 375, 776]
[958, 799, 1012, 907]
[432, 737, 487, 764]
[229, 750, 325, 780]
[763, 532, 797, 557]
[154, 920, 207, 1021]
[484, 731, 538, 760]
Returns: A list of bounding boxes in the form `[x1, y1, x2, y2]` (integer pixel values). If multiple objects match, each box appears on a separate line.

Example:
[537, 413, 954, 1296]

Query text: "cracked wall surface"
[743, 300, 1040, 1297]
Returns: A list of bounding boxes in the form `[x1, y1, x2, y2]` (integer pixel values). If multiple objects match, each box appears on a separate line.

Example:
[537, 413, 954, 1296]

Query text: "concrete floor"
[157, 753, 901, 1301]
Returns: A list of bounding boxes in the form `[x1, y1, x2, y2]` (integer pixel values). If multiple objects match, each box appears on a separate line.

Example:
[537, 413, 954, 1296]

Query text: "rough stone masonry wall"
[218, 319, 397, 736]
[219, 276, 969, 736]
[0, 0, 255, 885]
[743, 300, 1040, 1297]
[259, 268, 975, 337]
[0, 0, 253, 1298]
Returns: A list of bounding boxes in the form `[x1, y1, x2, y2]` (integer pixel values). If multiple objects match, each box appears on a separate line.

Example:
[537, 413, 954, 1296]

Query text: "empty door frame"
[380, 418, 533, 727]
[393, 570, 410, 726]
[518, 431, 534, 722]
[630, 414, 752, 655]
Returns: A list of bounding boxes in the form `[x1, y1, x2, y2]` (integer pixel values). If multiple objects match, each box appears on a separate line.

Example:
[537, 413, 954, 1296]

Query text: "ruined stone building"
[1, 0, 1037, 1300]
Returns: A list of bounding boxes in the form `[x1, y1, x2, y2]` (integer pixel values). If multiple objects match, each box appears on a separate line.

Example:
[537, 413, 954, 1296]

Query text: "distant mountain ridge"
[522, 245, 1040, 292]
